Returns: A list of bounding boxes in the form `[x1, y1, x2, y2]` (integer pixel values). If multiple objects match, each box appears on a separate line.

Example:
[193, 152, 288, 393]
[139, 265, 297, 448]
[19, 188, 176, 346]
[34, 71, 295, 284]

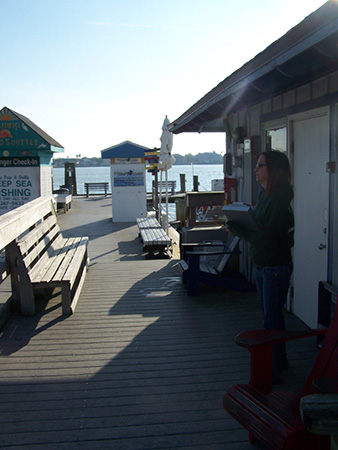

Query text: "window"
[265, 127, 287, 152]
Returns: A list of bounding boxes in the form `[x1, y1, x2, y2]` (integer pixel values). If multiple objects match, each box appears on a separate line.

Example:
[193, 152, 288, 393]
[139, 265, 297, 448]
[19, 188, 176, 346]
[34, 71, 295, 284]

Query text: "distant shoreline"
[53, 152, 224, 168]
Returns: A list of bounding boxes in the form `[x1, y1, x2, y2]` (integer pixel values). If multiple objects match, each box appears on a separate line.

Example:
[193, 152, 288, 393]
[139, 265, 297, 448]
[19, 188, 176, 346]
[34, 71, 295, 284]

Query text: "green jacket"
[227, 189, 294, 267]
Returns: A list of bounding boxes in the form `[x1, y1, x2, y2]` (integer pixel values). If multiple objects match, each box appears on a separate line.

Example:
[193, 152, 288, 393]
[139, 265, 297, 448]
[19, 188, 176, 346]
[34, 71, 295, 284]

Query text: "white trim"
[288, 106, 329, 123]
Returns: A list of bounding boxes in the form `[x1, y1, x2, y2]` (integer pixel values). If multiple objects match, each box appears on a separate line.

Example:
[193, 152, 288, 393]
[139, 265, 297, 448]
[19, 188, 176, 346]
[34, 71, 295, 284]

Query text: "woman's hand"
[225, 221, 233, 234]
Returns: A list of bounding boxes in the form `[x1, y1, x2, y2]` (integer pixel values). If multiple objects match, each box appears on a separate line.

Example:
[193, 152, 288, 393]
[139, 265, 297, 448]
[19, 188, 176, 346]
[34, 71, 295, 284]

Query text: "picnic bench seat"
[136, 217, 162, 232]
[139, 227, 171, 259]
[3, 196, 89, 316]
[223, 294, 338, 450]
[84, 182, 109, 197]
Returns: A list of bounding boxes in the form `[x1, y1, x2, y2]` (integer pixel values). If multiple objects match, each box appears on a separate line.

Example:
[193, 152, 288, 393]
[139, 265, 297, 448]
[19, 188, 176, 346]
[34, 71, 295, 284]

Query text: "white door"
[292, 110, 329, 327]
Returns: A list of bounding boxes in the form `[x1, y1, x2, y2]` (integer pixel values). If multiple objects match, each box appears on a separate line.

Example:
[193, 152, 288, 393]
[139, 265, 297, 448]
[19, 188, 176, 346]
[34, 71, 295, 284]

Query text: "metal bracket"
[326, 162, 336, 173]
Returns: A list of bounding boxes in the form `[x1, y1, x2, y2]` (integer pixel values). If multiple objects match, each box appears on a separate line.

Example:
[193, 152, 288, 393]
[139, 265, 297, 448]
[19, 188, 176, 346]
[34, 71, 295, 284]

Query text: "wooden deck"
[0, 196, 321, 449]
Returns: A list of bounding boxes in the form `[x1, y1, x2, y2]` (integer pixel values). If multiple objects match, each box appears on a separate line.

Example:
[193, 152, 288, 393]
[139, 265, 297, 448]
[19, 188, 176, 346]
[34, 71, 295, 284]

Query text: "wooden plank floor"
[0, 197, 320, 449]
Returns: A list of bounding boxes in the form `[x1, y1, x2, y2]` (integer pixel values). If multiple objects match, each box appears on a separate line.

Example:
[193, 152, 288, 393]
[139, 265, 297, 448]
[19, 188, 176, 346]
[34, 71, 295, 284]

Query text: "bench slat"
[0, 197, 55, 250]
[53, 238, 87, 283]
[37, 238, 78, 283]
[136, 217, 161, 230]
[21, 234, 64, 280]
[62, 237, 89, 284]
[28, 236, 73, 283]
[20, 224, 61, 269]
[61, 241, 89, 315]
[18, 215, 57, 255]
[141, 228, 170, 246]
[52, 238, 82, 282]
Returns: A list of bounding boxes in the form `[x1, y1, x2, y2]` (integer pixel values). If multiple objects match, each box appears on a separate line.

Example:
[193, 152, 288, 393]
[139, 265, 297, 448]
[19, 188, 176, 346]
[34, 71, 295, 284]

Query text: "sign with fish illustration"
[0, 107, 48, 153]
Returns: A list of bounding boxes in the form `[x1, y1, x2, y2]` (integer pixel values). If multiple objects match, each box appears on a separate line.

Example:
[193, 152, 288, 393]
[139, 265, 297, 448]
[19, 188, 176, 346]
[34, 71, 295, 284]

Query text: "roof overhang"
[0, 106, 64, 152]
[169, 1, 338, 134]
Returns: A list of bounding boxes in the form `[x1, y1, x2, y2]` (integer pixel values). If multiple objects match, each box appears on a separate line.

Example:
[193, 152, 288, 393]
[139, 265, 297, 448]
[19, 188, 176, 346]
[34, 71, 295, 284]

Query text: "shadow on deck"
[0, 197, 320, 449]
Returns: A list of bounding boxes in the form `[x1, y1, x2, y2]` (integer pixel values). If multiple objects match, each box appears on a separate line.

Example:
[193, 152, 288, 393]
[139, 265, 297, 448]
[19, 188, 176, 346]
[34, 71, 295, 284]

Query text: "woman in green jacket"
[227, 150, 294, 383]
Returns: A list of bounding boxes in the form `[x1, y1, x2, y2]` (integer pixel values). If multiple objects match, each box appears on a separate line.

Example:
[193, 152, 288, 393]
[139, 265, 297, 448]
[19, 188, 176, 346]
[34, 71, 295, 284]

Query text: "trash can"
[61, 184, 73, 195]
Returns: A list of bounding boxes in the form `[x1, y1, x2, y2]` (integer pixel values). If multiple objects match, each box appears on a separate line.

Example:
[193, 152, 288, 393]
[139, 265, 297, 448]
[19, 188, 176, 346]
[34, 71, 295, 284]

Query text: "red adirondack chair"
[223, 296, 338, 450]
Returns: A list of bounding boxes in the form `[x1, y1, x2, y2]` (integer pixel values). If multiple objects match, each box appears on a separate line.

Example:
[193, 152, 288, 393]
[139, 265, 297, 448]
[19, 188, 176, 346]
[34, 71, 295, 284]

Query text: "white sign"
[0, 157, 40, 214]
[114, 169, 144, 187]
[114, 158, 142, 164]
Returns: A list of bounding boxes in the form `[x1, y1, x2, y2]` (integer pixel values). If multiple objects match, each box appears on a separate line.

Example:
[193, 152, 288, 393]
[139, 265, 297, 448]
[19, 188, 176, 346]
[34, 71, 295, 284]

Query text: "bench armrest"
[187, 250, 235, 257]
[181, 242, 226, 248]
[236, 328, 328, 348]
[312, 377, 338, 394]
[181, 242, 239, 260]
[235, 328, 328, 393]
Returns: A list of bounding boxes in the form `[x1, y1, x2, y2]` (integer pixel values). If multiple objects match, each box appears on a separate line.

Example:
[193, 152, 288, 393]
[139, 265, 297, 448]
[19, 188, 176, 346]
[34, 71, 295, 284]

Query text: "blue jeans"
[253, 262, 293, 381]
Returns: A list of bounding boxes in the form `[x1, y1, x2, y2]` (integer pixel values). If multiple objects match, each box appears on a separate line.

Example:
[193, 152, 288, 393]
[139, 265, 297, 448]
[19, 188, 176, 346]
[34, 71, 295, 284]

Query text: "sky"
[1, 0, 329, 158]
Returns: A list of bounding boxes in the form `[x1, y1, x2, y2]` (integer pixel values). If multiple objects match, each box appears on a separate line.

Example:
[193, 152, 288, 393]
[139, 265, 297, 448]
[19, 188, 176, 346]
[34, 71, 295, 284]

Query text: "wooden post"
[180, 173, 186, 193]
[193, 175, 199, 192]
[64, 162, 77, 195]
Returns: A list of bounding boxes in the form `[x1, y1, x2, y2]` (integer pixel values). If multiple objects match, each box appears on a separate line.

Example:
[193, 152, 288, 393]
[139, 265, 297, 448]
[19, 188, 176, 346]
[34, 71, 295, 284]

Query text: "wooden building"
[169, 1, 338, 328]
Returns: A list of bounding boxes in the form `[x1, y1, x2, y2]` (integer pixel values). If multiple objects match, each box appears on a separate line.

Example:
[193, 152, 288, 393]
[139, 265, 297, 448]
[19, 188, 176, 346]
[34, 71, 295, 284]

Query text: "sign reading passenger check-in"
[0, 157, 40, 214]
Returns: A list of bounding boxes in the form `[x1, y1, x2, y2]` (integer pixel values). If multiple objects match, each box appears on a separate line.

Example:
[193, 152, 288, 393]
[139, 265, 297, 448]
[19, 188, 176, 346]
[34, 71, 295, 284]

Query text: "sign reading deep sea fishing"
[0, 157, 40, 214]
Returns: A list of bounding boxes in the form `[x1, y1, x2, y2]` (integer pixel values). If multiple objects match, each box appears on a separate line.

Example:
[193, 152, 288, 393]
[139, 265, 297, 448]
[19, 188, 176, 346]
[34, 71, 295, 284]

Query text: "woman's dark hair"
[262, 150, 293, 200]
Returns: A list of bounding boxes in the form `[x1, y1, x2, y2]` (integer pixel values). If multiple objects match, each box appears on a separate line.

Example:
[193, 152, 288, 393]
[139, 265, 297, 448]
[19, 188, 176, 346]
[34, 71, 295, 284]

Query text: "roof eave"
[169, 1, 338, 134]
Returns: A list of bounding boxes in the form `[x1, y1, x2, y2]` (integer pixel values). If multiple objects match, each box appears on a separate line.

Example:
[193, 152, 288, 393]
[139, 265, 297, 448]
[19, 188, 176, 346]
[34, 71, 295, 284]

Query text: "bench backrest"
[152, 180, 176, 192]
[215, 235, 240, 273]
[17, 214, 61, 273]
[302, 296, 338, 396]
[84, 182, 108, 188]
[0, 197, 56, 284]
[0, 197, 56, 250]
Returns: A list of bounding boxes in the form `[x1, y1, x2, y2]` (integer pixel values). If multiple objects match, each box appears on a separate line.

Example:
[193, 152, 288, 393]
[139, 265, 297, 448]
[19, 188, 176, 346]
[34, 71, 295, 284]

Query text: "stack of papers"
[222, 202, 259, 231]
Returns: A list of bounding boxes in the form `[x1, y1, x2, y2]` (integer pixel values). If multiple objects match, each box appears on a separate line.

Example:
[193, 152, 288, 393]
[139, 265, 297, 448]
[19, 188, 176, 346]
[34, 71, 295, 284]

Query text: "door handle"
[318, 243, 326, 250]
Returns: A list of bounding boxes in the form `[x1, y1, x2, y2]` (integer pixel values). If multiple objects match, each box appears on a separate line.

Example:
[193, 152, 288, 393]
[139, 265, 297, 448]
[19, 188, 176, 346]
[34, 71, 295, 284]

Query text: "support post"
[193, 175, 199, 192]
[180, 173, 186, 193]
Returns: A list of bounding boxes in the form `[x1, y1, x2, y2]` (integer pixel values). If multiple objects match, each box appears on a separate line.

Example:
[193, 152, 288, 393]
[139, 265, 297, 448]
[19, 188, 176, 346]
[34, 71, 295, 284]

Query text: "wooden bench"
[2, 196, 89, 316]
[179, 236, 253, 295]
[136, 217, 161, 233]
[153, 180, 176, 194]
[54, 193, 72, 213]
[140, 227, 171, 259]
[84, 182, 109, 197]
[223, 294, 338, 450]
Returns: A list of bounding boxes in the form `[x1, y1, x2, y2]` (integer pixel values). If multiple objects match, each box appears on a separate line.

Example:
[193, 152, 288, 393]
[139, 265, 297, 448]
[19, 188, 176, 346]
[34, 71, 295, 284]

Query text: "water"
[52, 164, 224, 220]
[52, 164, 224, 194]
